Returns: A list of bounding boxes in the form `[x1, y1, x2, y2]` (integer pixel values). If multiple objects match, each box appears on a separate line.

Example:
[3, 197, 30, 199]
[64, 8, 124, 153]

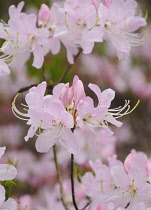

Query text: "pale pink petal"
[0, 185, 5, 206]
[1, 198, 18, 210]
[59, 128, 79, 154]
[61, 110, 74, 128]
[64, 44, 78, 64]
[88, 83, 102, 102]
[46, 100, 64, 117]
[87, 27, 104, 42]
[0, 61, 10, 77]
[32, 44, 44, 69]
[0, 147, 6, 159]
[36, 81, 47, 96]
[108, 34, 131, 59]
[36, 132, 57, 153]
[9, 1, 24, 19]
[105, 114, 122, 127]
[126, 17, 147, 32]
[77, 100, 93, 119]
[24, 124, 39, 142]
[100, 88, 115, 107]
[111, 165, 130, 188]
[81, 39, 94, 54]
[85, 5, 96, 29]
[0, 164, 17, 181]
[128, 167, 147, 189]
[49, 38, 61, 55]
[52, 83, 65, 99]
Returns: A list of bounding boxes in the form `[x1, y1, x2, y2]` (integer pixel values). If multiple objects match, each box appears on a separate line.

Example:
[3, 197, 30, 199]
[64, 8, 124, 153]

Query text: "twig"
[81, 202, 91, 210]
[57, 48, 83, 84]
[17, 84, 37, 93]
[42, 63, 46, 82]
[53, 145, 69, 210]
[71, 154, 79, 210]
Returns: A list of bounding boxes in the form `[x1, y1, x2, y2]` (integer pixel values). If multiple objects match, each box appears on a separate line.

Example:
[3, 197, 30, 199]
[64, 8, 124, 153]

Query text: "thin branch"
[42, 63, 46, 82]
[17, 84, 37, 93]
[53, 145, 69, 210]
[81, 202, 91, 210]
[71, 154, 79, 210]
[57, 48, 83, 84]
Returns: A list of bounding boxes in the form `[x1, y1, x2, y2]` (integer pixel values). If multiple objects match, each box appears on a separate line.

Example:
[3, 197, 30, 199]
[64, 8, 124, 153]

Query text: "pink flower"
[82, 150, 151, 209]
[87, 0, 147, 59]
[0, 146, 17, 181]
[12, 76, 135, 154]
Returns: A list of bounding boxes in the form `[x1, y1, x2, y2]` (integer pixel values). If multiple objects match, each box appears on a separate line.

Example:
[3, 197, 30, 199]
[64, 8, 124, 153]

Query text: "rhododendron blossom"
[12, 75, 138, 154]
[0, 0, 147, 76]
[0, 0, 149, 209]
[81, 150, 151, 209]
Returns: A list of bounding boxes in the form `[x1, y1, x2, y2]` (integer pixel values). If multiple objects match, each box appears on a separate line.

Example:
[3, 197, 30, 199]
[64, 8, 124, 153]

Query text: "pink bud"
[38, 4, 50, 26]
[92, 0, 99, 9]
[124, 149, 136, 172]
[102, 0, 112, 8]
[146, 160, 151, 176]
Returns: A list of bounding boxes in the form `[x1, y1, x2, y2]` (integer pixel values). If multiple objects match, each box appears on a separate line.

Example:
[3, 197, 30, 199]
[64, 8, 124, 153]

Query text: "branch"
[81, 202, 91, 210]
[53, 145, 69, 210]
[57, 48, 83, 84]
[42, 63, 46, 82]
[17, 84, 37, 93]
[71, 154, 79, 210]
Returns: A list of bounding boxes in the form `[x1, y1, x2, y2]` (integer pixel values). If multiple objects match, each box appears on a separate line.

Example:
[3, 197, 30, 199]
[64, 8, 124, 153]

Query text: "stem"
[57, 48, 82, 84]
[81, 202, 91, 210]
[17, 84, 37, 93]
[71, 154, 79, 210]
[42, 64, 46, 82]
[53, 145, 69, 210]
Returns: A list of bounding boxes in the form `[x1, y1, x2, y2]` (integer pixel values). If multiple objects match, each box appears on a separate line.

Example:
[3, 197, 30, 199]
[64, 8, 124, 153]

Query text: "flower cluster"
[12, 75, 138, 154]
[0, 0, 146, 76]
[81, 149, 151, 209]
[0, 147, 17, 210]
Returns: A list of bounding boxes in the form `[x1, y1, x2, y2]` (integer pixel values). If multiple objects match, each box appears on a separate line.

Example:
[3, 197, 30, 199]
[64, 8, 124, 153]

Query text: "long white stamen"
[109, 100, 140, 118]
[12, 108, 29, 121]
[12, 93, 29, 117]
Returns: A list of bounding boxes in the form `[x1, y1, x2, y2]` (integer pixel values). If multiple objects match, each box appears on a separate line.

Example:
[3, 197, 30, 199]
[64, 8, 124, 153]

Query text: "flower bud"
[38, 4, 50, 26]
[92, 0, 99, 9]
[102, 0, 112, 8]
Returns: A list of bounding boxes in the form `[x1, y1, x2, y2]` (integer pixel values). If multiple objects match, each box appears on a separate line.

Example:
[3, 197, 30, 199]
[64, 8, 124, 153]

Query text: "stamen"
[125, 28, 147, 46]
[38, 123, 63, 138]
[12, 93, 29, 118]
[109, 100, 140, 118]
[105, 17, 127, 35]
[11, 108, 29, 121]
[21, 103, 29, 107]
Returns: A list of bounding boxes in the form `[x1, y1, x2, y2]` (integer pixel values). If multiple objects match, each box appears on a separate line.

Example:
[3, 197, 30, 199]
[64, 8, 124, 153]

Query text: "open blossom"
[0, 0, 147, 76]
[12, 75, 137, 154]
[81, 150, 151, 209]
[0, 147, 17, 210]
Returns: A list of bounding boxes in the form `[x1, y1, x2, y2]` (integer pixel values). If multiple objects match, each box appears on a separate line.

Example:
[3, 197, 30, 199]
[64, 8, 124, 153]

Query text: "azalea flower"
[82, 150, 151, 209]
[12, 76, 137, 154]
